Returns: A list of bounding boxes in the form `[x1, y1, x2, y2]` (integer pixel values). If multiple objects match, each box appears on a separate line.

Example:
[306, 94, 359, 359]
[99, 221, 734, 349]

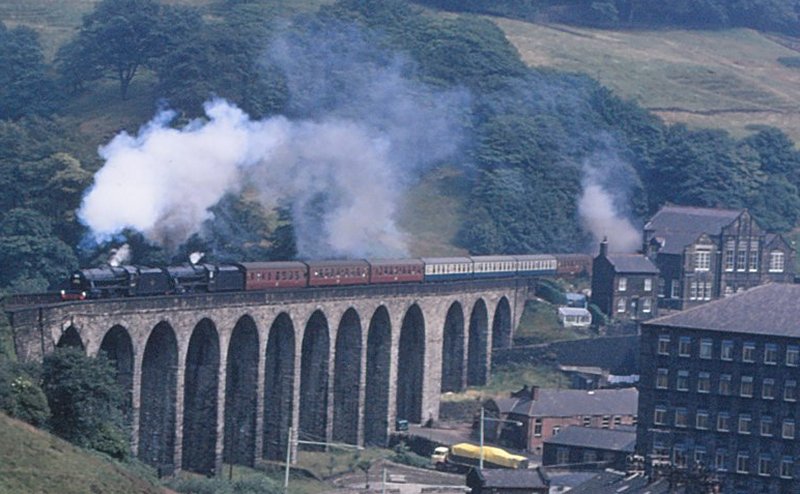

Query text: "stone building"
[483, 386, 638, 454]
[591, 239, 660, 321]
[643, 205, 795, 311]
[542, 425, 636, 470]
[637, 284, 800, 493]
[466, 468, 549, 494]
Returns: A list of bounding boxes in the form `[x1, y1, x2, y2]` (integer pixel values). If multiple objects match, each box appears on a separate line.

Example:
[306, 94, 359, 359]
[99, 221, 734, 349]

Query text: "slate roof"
[473, 467, 549, 488]
[644, 205, 742, 255]
[543, 426, 636, 452]
[563, 471, 680, 494]
[496, 388, 638, 418]
[605, 254, 659, 274]
[644, 283, 800, 337]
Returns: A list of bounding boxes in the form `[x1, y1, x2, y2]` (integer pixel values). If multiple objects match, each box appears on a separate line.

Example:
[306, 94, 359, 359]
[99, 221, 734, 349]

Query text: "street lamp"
[479, 407, 524, 470]
[283, 427, 363, 493]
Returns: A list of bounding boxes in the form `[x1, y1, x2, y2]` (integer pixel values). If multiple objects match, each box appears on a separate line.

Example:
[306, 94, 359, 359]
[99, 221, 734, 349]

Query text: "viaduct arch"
[8, 279, 528, 475]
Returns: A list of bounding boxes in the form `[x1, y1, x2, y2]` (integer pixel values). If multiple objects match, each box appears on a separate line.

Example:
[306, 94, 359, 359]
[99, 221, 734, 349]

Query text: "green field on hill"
[496, 18, 800, 143]
[0, 412, 165, 494]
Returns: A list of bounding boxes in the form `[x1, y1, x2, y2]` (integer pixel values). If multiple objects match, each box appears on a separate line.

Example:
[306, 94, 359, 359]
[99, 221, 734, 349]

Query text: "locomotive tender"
[62, 254, 584, 300]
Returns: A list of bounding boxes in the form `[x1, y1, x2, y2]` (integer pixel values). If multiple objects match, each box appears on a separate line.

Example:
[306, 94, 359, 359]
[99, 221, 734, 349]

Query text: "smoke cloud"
[578, 148, 641, 253]
[78, 22, 467, 259]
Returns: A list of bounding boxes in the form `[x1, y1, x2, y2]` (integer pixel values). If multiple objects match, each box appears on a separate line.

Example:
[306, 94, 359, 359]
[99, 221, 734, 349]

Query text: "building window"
[675, 408, 688, 428]
[583, 450, 597, 464]
[696, 410, 710, 430]
[654, 406, 667, 425]
[783, 420, 795, 440]
[763, 378, 775, 399]
[749, 248, 759, 272]
[694, 447, 707, 466]
[724, 284, 733, 297]
[656, 369, 669, 389]
[738, 414, 751, 434]
[717, 412, 730, 432]
[552, 425, 561, 436]
[616, 297, 626, 313]
[679, 337, 691, 357]
[759, 455, 771, 476]
[614, 416, 622, 426]
[697, 372, 710, 393]
[761, 416, 773, 437]
[601, 416, 610, 429]
[642, 297, 652, 313]
[721, 340, 734, 361]
[787, 346, 799, 367]
[737, 452, 749, 473]
[724, 240, 735, 271]
[618, 277, 627, 291]
[642, 278, 652, 292]
[534, 418, 542, 437]
[689, 282, 698, 300]
[743, 342, 756, 363]
[716, 450, 727, 471]
[770, 251, 785, 273]
[677, 370, 689, 391]
[781, 457, 793, 479]
[785, 380, 797, 401]
[556, 448, 569, 465]
[673, 447, 688, 468]
[719, 374, 732, 395]
[699, 339, 712, 359]
[671, 281, 680, 299]
[657, 335, 670, 355]
[765, 344, 778, 365]
[704, 282, 712, 300]
[740, 376, 754, 397]
[737, 247, 747, 272]
[695, 249, 711, 271]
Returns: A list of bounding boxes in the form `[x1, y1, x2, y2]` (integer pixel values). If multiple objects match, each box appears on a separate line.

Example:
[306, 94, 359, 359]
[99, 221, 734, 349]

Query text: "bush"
[0, 361, 49, 426]
[535, 280, 567, 305]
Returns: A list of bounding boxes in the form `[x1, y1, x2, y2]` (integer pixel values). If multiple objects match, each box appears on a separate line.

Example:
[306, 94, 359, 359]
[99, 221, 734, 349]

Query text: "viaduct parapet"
[7, 278, 529, 476]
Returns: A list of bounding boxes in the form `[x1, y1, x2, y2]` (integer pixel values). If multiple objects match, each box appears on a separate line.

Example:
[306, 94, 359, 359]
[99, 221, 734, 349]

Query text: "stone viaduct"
[7, 278, 529, 476]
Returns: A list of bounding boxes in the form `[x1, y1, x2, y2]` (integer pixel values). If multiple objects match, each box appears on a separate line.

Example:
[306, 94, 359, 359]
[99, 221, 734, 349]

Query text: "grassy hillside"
[496, 19, 800, 143]
[0, 412, 166, 494]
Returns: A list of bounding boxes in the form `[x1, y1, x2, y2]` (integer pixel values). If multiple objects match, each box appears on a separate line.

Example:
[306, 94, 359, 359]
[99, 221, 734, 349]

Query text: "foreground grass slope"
[0, 412, 165, 494]
[496, 19, 800, 142]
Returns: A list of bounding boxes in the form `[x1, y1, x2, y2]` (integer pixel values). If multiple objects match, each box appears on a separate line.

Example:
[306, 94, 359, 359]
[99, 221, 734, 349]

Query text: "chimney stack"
[531, 385, 539, 401]
[599, 237, 608, 257]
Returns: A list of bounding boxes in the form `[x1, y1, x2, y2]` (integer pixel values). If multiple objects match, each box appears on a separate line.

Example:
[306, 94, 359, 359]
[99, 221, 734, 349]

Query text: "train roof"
[305, 259, 370, 267]
[420, 257, 473, 263]
[471, 255, 518, 262]
[237, 261, 307, 270]
[513, 254, 557, 260]
[367, 258, 424, 266]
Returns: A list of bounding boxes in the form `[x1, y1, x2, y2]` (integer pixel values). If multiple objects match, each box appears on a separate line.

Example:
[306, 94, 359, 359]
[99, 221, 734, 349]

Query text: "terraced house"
[643, 205, 794, 311]
[637, 284, 800, 494]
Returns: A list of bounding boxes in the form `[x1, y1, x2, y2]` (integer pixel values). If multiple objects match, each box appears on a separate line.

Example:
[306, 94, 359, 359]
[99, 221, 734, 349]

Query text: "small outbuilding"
[557, 307, 592, 328]
[466, 468, 549, 494]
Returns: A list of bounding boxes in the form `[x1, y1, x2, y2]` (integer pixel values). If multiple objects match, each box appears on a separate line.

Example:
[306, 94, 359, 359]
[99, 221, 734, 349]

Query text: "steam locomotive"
[61, 254, 591, 300]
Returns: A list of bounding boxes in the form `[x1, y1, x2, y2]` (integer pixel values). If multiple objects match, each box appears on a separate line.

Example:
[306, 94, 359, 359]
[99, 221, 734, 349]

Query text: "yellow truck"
[431, 443, 529, 472]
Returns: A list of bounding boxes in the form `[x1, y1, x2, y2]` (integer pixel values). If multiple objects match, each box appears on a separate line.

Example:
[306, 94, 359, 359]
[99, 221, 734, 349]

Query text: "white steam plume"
[107, 244, 131, 267]
[578, 151, 641, 253]
[79, 98, 460, 258]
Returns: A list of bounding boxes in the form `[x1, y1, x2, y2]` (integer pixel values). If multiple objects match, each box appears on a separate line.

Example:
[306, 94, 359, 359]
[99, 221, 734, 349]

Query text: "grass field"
[0, 412, 165, 494]
[496, 19, 800, 142]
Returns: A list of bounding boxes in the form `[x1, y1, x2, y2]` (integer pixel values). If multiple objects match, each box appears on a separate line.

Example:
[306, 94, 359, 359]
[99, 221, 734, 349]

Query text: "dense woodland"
[1, 0, 800, 294]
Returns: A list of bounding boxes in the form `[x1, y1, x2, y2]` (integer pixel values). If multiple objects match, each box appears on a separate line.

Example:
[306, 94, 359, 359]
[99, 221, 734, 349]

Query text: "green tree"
[42, 348, 128, 459]
[60, 0, 167, 99]
[0, 23, 58, 119]
[0, 209, 78, 292]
